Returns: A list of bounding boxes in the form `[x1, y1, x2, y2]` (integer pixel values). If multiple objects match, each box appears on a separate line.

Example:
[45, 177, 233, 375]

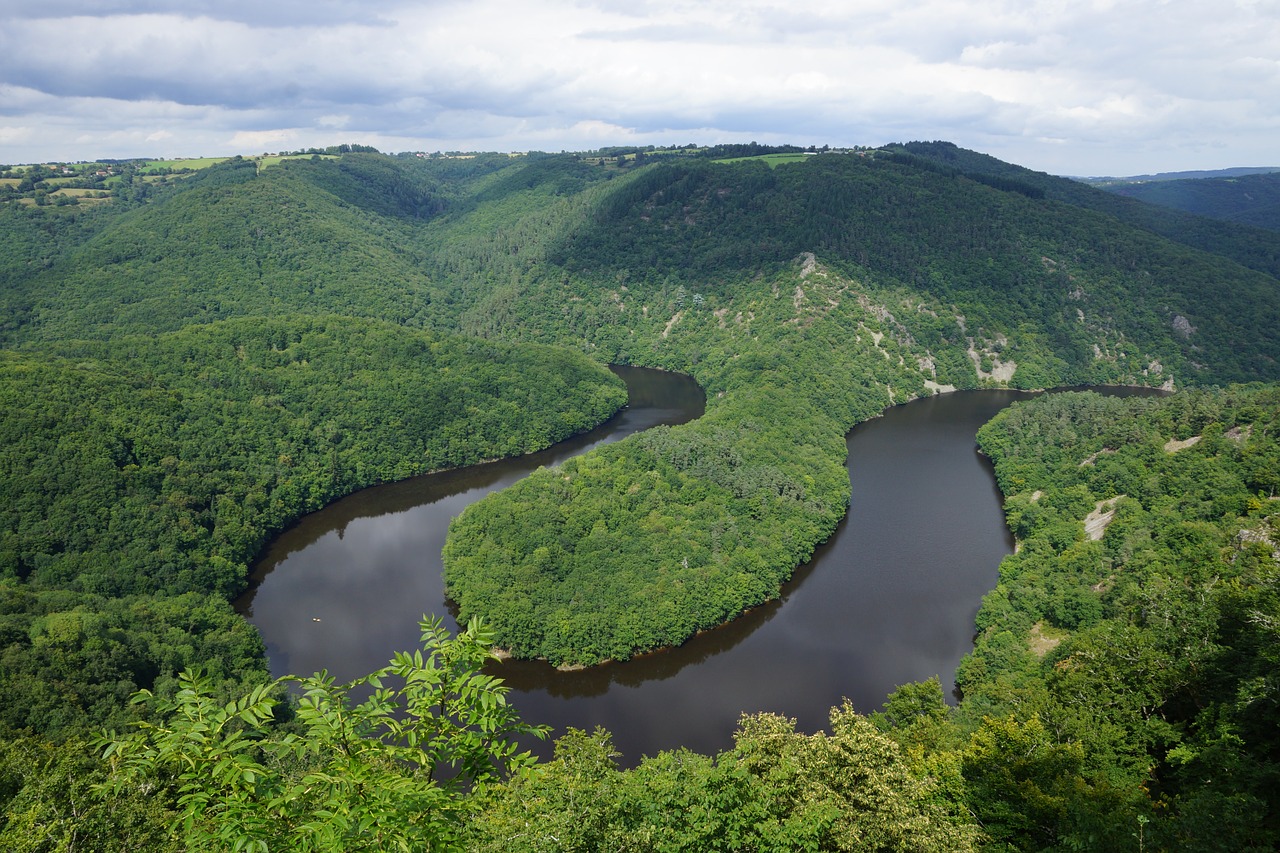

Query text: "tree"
[99, 616, 547, 852]
[466, 703, 979, 852]
[0, 736, 178, 853]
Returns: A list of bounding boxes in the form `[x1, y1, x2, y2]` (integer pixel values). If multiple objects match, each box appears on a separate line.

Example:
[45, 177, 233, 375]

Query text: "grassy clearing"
[712, 152, 815, 168]
[58, 195, 112, 206]
[139, 174, 199, 183]
[257, 154, 340, 170]
[138, 157, 231, 174]
[1027, 620, 1068, 657]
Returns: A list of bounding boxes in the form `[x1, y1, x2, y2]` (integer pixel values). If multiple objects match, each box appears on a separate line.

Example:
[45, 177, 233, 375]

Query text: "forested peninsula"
[1, 143, 1278, 850]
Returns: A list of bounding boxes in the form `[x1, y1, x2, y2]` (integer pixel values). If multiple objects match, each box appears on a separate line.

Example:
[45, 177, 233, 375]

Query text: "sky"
[2, 0, 1277, 176]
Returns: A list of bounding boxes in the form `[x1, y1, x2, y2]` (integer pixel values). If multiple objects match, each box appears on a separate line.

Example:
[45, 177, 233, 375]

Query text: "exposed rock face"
[967, 335, 1017, 382]
[1172, 314, 1197, 338]
[923, 379, 957, 394]
[1164, 435, 1202, 453]
[797, 251, 817, 279]
[1084, 496, 1124, 540]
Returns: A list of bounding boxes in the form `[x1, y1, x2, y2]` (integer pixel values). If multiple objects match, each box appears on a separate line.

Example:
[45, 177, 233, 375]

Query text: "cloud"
[1, 0, 1277, 173]
[228, 128, 300, 150]
[0, 125, 34, 145]
[316, 114, 351, 129]
[6, 0, 420, 26]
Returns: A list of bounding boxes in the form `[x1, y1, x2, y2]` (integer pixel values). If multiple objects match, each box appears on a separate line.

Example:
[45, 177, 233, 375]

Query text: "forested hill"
[6, 148, 1279, 384]
[2, 144, 1279, 848]
[0, 315, 625, 735]
[5, 146, 1280, 669]
[531, 150, 1279, 384]
[888, 140, 1280, 279]
[1099, 170, 1280, 232]
[2, 156, 452, 343]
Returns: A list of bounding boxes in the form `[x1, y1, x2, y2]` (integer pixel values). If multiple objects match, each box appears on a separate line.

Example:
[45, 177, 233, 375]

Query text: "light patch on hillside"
[785, 254, 848, 327]
[797, 251, 818, 279]
[1080, 448, 1116, 467]
[967, 335, 1017, 383]
[1226, 425, 1252, 443]
[1028, 621, 1065, 658]
[1164, 435, 1202, 453]
[1084, 495, 1124, 540]
[1234, 521, 1280, 563]
[662, 311, 683, 338]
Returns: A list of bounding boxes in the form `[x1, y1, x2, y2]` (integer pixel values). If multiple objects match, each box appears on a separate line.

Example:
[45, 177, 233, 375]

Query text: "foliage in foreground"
[82, 618, 982, 853]
[93, 621, 978, 853]
[465, 706, 979, 852]
[99, 616, 547, 853]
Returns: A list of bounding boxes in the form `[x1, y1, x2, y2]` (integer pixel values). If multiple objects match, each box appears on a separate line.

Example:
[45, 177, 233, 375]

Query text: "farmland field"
[257, 154, 340, 169]
[138, 157, 231, 173]
[712, 152, 814, 167]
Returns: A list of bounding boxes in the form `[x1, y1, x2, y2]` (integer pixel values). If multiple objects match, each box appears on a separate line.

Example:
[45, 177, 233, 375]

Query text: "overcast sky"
[2, 0, 1277, 176]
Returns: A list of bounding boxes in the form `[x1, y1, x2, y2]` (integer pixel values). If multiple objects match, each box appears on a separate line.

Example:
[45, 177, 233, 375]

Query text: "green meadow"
[712, 152, 814, 167]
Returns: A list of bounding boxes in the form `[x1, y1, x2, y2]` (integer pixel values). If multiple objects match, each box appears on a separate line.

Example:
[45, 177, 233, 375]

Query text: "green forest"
[1099, 170, 1280, 232]
[1, 144, 1278, 850]
[0, 315, 624, 736]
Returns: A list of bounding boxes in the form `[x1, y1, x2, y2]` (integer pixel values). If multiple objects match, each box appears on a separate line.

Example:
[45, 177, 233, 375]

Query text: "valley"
[1, 143, 1277, 850]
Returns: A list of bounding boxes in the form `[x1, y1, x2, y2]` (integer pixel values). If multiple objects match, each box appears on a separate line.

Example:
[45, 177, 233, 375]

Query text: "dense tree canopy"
[1100, 170, 1280, 232]
[0, 314, 624, 736]
[952, 385, 1280, 848]
[2, 144, 1278, 849]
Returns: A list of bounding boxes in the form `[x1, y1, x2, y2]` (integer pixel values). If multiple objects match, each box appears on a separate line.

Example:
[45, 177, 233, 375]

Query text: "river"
[235, 370, 1121, 764]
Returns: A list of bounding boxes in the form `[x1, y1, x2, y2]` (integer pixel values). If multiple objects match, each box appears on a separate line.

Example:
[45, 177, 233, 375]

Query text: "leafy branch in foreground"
[98, 616, 547, 853]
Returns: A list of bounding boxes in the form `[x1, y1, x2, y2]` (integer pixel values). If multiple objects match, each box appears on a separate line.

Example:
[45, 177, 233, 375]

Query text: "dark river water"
[237, 370, 1067, 764]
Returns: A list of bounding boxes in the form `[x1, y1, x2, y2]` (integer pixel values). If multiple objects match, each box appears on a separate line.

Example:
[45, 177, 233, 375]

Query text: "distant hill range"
[1082, 166, 1280, 183]
[1080, 167, 1280, 231]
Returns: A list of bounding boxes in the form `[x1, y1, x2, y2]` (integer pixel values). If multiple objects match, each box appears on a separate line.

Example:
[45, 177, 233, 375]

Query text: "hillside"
[1083, 166, 1280, 183]
[4, 147, 1280, 670]
[1, 157, 451, 343]
[0, 316, 625, 735]
[1099, 170, 1280, 232]
[1, 143, 1279, 849]
[888, 141, 1280, 280]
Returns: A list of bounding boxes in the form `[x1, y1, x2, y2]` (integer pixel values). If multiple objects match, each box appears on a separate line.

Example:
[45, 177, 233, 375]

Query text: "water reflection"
[239, 378, 1164, 765]
[235, 366, 706, 682]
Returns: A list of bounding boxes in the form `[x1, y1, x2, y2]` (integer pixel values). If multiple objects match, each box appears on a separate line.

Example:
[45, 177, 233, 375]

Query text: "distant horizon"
[6, 142, 1280, 184]
[4, 2, 1276, 178]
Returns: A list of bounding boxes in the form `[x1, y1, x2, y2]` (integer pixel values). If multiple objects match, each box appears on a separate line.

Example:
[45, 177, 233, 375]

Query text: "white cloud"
[228, 129, 300, 150]
[0, 125, 34, 145]
[0, 0, 1276, 173]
